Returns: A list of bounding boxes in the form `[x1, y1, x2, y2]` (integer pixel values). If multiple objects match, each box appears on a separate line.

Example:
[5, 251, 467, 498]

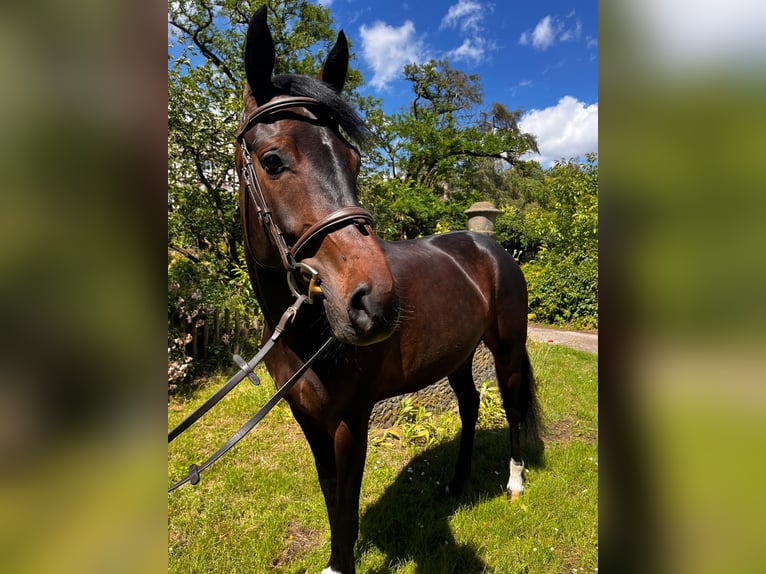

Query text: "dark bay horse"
[235, 9, 541, 573]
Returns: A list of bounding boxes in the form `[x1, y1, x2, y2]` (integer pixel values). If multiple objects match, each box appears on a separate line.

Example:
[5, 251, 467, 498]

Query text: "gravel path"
[528, 325, 598, 354]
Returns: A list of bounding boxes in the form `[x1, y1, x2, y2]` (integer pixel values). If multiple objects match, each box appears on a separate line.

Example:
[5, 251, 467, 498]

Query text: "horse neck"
[249, 261, 293, 326]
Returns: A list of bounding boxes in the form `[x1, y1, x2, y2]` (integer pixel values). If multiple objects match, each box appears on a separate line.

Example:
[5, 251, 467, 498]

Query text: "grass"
[168, 341, 598, 573]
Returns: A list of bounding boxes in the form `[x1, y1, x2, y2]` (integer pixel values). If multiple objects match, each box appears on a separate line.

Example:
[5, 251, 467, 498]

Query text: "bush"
[523, 247, 598, 329]
[167, 253, 261, 392]
[494, 205, 543, 263]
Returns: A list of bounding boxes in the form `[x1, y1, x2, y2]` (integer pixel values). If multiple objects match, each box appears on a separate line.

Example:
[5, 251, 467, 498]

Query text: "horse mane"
[267, 74, 371, 148]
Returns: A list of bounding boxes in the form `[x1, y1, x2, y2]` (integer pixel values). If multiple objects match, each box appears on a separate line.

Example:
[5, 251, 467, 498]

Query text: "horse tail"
[521, 347, 543, 448]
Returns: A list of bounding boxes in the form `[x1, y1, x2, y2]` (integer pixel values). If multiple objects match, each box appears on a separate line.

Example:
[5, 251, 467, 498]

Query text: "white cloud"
[526, 16, 556, 50]
[445, 38, 487, 64]
[359, 21, 425, 90]
[559, 20, 582, 42]
[519, 96, 598, 166]
[440, 0, 483, 34]
[439, 1, 495, 64]
[519, 14, 583, 51]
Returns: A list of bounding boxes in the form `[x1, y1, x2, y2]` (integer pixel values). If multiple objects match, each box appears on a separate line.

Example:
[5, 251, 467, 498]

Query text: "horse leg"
[324, 416, 369, 574]
[493, 346, 528, 500]
[446, 358, 479, 495]
[290, 408, 339, 549]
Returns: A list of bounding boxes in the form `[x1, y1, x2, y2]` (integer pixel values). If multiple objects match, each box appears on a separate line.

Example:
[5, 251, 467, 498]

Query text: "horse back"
[364, 231, 527, 400]
[383, 231, 526, 310]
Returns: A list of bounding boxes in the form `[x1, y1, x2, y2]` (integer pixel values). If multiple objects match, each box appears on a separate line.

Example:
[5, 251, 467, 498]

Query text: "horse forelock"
[240, 74, 370, 148]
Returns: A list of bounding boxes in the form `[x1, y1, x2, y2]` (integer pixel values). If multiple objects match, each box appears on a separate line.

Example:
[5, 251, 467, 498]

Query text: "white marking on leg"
[321, 568, 341, 574]
[506, 458, 525, 498]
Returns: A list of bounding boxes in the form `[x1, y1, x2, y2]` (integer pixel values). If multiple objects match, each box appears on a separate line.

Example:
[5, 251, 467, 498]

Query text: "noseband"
[236, 96, 373, 303]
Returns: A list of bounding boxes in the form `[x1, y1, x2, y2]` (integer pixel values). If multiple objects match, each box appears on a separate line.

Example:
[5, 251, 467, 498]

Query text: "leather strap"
[168, 335, 334, 493]
[236, 96, 324, 142]
[237, 96, 374, 284]
[291, 206, 373, 260]
[168, 295, 308, 444]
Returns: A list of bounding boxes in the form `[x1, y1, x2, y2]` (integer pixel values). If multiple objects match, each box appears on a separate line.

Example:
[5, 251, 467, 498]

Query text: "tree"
[360, 59, 540, 239]
[528, 154, 598, 254]
[522, 154, 599, 328]
[406, 59, 482, 119]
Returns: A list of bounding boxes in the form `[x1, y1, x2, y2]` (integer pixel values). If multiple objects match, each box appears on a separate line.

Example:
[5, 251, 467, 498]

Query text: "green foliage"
[370, 396, 451, 451]
[397, 60, 537, 179]
[362, 60, 540, 240]
[359, 67, 597, 306]
[494, 205, 543, 262]
[524, 248, 598, 329]
[168, 250, 261, 389]
[477, 382, 507, 428]
[528, 154, 598, 254]
[521, 155, 598, 328]
[359, 177, 475, 240]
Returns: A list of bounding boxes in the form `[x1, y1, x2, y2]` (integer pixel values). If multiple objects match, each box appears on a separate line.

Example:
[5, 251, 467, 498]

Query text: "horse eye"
[260, 153, 285, 175]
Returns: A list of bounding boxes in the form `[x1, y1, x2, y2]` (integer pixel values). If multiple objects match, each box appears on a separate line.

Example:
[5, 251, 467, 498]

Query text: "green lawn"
[168, 342, 598, 573]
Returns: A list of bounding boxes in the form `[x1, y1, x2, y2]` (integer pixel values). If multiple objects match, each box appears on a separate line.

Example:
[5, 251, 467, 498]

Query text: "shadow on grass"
[359, 427, 544, 574]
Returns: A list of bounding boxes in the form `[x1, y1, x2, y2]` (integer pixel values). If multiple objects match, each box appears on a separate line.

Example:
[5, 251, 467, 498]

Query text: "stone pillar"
[464, 201, 500, 236]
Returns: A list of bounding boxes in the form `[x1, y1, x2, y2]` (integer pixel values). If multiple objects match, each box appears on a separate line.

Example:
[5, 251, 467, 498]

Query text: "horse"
[235, 8, 541, 573]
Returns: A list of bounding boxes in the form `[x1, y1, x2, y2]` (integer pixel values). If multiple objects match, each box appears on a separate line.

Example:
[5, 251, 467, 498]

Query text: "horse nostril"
[346, 281, 398, 343]
[348, 283, 373, 329]
[349, 283, 371, 312]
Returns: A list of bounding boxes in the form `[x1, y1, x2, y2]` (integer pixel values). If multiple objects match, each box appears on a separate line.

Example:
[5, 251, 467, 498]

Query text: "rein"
[169, 97, 371, 493]
[237, 96, 373, 303]
[168, 294, 335, 493]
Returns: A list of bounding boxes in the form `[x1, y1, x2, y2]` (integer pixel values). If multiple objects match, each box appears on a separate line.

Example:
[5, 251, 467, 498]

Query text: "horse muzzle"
[318, 276, 398, 346]
[301, 245, 399, 346]
[344, 280, 399, 345]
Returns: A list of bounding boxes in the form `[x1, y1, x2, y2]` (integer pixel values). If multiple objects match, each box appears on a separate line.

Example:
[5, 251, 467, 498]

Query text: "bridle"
[236, 96, 373, 303]
[170, 98, 374, 492]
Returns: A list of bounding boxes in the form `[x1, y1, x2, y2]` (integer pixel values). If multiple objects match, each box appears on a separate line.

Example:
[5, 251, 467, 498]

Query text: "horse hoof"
[507, 490, 521, 501]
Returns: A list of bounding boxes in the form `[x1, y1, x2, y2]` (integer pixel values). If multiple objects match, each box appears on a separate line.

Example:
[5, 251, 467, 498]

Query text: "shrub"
[167, 253, 261, 392]
[524, 247, 598, 329]
[494, 205, 543, 263]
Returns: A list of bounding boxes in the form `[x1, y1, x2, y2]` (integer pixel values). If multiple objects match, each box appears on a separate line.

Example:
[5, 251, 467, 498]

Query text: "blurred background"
[0, 1, 764, 572]
[600, 1, 766, 572]
[0, 0, 167, 572]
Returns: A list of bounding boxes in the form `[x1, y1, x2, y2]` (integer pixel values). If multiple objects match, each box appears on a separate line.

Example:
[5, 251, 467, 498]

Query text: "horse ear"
[244, 7, 275, 106]
[318, 31, 349, 93]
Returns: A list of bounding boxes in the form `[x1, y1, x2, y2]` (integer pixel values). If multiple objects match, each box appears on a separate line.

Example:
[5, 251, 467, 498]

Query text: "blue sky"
[320, 0, 598, 165]
[169, 1, 598, 166]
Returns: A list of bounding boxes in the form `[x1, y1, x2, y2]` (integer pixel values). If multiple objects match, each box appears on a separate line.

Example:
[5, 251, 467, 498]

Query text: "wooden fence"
[171, 308, 260, 364]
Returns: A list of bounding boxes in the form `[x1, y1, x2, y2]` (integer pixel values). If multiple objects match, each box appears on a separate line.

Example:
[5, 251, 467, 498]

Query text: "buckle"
[287, 262, 323, 304]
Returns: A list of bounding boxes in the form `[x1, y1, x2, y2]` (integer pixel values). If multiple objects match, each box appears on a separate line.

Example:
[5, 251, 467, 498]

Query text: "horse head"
[235, 7, 399, 346]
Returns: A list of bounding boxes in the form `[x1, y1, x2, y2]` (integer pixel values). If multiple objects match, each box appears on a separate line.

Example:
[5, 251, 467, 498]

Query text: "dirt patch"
[543, 416, 598, 446]
[270, 521, 325, 568]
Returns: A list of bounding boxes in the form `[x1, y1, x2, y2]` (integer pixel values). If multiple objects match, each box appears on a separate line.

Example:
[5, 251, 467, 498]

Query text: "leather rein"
[169, 97, 372, 493]
[236, 96, 373, 304]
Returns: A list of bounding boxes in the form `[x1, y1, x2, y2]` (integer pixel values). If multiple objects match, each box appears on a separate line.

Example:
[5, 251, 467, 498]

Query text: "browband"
[236, 96, 325, 142]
